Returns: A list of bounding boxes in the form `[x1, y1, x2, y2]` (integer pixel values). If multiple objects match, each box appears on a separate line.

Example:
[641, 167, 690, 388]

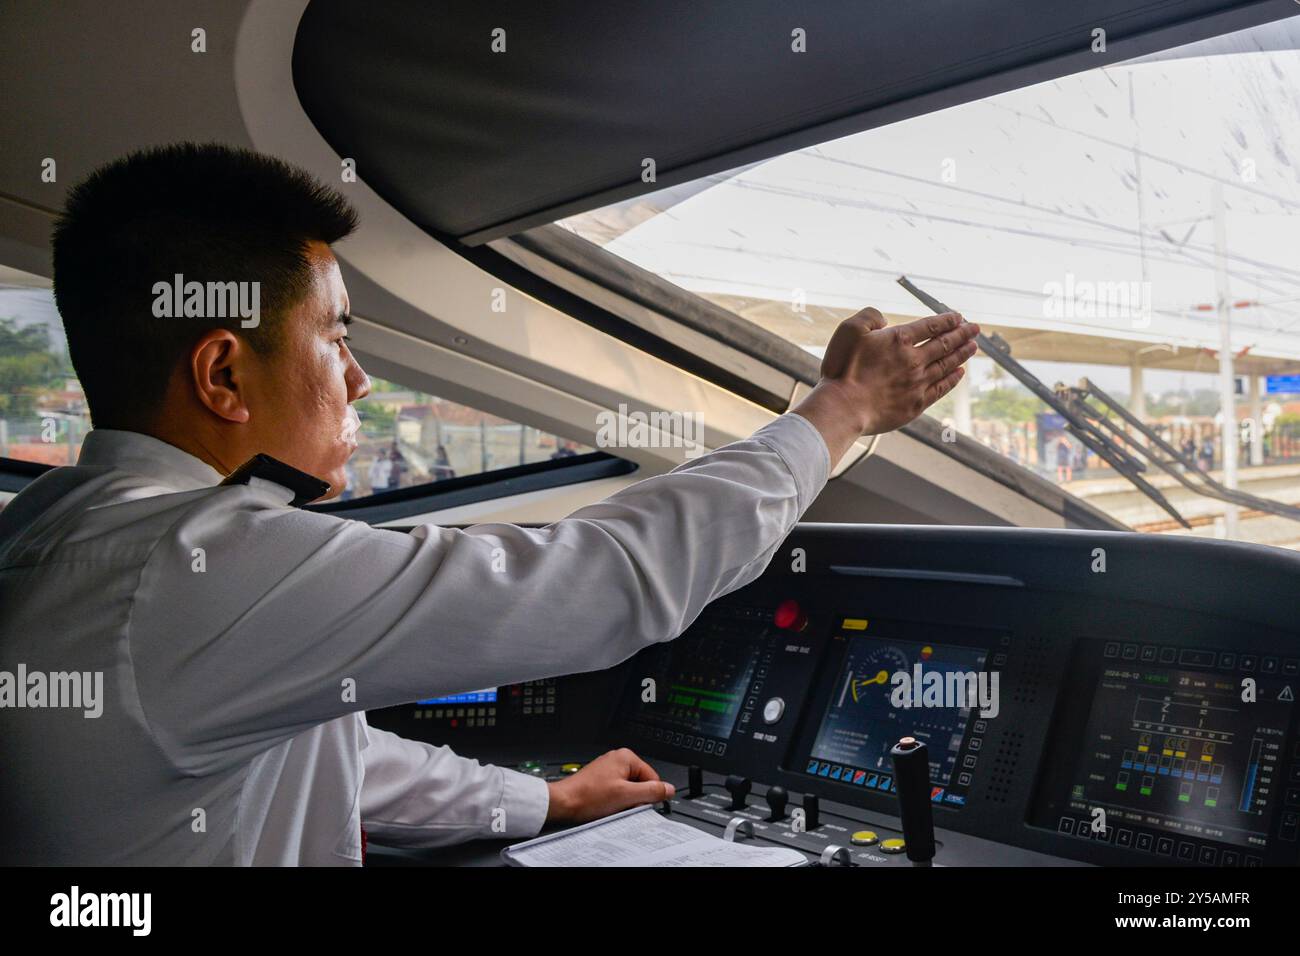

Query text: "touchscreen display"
[1033, 640, 1297, 857]
[416, 688, 498, 705]
[1054, 660, 1292, 849]
[801, 629, 990, 796]
[614, 617, 762, 742]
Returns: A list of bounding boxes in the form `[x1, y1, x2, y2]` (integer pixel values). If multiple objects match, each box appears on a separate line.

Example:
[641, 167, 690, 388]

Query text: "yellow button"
[561, 763, 582, 775]
[850, 830, 878, 846]
[880, 838, 907, 854]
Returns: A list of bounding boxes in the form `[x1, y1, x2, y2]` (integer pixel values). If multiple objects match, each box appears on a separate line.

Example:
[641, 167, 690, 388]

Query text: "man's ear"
[190, 329, 252, 424]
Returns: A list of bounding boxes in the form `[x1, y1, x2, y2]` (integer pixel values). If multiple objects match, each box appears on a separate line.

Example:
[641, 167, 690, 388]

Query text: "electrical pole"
[1130, 76, 1150, 426]
[1213, 182, 1239, 538]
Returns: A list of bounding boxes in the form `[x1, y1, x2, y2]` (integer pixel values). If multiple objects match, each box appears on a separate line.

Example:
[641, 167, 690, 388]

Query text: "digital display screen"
[803, 633, 988, 792]
[1053, 660, 1293, 850]
[616, 618, 762, 743]
[417, 688, 498, 705]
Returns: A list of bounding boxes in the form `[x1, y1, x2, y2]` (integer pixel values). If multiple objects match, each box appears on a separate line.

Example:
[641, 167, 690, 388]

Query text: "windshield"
[559, 16, 1300, 548]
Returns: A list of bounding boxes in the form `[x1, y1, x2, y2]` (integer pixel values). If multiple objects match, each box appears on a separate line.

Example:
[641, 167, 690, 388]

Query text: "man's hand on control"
[793, 307, 980, 465]
[545, 748, 675, 825]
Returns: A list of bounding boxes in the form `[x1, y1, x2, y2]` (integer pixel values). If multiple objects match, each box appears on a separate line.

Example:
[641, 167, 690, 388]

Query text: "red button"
[774, 599, 806, 631]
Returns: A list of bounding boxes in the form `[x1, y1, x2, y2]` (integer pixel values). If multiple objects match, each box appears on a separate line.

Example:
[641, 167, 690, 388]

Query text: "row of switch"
[630, 722, 730, 755]
[695, 767, 820, 827]
[1103, 642, 1299, 675]
[1057, 816, 1262, 866]
[679, 765, 912, 857]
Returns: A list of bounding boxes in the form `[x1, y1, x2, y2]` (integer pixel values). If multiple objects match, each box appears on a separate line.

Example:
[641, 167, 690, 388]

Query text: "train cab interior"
[3, 0, 1300, 878]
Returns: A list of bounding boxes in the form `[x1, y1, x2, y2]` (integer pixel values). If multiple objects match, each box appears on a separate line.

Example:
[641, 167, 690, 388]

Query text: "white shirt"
[0, 413, 830, 864]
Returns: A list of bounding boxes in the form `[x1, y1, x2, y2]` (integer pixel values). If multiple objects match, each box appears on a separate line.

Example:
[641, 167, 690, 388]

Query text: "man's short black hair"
[52, 142, 358, 428]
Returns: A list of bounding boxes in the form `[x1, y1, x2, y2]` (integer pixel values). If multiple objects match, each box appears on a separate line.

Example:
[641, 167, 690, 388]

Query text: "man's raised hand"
[793, 306, 980, 465]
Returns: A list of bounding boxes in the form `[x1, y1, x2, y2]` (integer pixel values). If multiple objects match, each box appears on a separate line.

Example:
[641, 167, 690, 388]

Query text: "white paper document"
[501, 804, 808, 867]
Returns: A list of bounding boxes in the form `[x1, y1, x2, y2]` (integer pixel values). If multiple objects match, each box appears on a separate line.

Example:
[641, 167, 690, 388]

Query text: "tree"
[973, 386, 1044, 422]
[356, 399, 396, 439]
[0, 318, 64, 419]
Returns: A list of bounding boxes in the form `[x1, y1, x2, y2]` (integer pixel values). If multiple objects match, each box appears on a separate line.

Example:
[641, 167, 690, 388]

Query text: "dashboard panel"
[368, 523, 1300, 867]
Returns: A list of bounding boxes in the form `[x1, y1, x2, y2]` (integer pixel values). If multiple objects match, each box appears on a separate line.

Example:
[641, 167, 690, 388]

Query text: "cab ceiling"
[292, 0, 1293, 245]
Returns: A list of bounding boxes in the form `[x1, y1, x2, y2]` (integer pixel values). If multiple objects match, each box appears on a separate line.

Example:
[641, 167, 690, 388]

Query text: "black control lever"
[725, 774, 751, 810]
[889, 736, 937, 866]
[801, 793, 820, 831]
[765, 785, 788, 822]
[687, 765, 703, 798]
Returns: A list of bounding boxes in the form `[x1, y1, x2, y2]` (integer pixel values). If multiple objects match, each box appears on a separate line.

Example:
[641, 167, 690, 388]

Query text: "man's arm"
[130, 411, 829, 772]
[129, 308, 977, 773]
[359, 721, 549, 847]
[360, 723, 676, 848]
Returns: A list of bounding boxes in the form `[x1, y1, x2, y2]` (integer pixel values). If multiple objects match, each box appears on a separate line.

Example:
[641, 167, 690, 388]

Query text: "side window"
[0, 269, 591, 498]
[347, 382, 592, 500]
[0, 274, 87, 466]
